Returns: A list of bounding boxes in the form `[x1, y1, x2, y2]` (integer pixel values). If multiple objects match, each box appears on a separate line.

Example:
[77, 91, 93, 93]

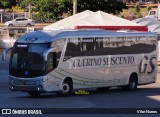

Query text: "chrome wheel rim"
[62, 83, 70, 93]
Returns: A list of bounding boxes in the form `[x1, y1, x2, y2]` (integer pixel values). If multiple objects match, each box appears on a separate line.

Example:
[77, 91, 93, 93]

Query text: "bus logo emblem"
[25, 36, 38, 42]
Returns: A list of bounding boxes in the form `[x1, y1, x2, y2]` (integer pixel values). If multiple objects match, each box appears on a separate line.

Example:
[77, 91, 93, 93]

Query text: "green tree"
[0, 0, 10, 14]
[0, 0, 16, 14]
[22, 0, 127, 21]
[10, 0, 17, 6]
[137, 13, 143, 18]
[8, 6, 25, 13]
[134, 3, 140, 13]
[78, 0, 127, 15]
[21, 0, 72, 21]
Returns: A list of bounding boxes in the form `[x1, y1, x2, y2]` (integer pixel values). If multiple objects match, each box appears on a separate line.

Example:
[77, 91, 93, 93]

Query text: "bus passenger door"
[46, 52, 60, 91]
[46, 52, 58, 73]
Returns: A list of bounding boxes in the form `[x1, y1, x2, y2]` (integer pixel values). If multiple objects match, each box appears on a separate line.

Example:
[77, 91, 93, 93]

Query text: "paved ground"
[0, 54, 160, 117]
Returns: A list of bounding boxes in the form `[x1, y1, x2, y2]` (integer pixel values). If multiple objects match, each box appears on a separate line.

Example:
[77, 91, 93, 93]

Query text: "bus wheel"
[57, 79, 73, 96]
[123, 74, 137, 91]
[8, 24, 13, 27]
[128, 74, 138, 90]
[26, 23, 31, 27]
[28, 92, 41, 97]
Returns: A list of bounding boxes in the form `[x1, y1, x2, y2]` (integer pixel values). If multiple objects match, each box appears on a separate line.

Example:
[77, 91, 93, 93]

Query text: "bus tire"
[26, 23, 31, 27]
[8, 24, 13, 27]
[57, 78, 73, 96]
[128, 74, 138, 90]
[123, 74, 137, 91]
[28, 92, 41, 97]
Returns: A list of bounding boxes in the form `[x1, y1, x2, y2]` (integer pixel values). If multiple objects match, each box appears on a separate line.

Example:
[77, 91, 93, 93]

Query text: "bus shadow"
[16, 87, 160, 99]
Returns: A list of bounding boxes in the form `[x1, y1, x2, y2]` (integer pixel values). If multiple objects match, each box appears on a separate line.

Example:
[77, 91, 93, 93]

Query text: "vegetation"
[137, 13, 143, 18]
[0, 0, 16, 14]
[77, 0, 127, 14]
[146, 5, 152, 12]
[134, 3, 140, 13]
[7, 6, 25, 13]
[21, 0, 72, 21]
[3, 0, 152, 21]
[21, 0, 127, 21]
[0, 0, 16, 8]
[120, 5, 158, 20]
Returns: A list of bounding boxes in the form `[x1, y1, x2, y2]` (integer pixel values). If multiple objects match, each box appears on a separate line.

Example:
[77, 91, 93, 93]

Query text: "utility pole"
[73, 0, 77, 15]
[28, 3, 31, 18]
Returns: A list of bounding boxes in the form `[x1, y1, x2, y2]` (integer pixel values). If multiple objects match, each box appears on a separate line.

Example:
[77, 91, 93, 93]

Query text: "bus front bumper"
[9, 75, 47, 92]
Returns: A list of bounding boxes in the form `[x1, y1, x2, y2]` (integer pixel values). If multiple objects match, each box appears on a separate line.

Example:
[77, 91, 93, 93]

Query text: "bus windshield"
[10, 43, 50, 78]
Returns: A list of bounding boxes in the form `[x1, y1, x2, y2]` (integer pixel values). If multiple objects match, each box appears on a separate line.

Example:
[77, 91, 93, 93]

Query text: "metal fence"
[0, 12, 28, 23]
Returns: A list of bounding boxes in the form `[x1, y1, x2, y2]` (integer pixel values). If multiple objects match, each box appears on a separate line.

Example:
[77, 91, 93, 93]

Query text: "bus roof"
[16, 30, 157, 43]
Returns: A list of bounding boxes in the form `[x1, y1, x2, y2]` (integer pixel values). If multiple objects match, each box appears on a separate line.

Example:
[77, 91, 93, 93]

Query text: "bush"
[146, 6, 152, 12]
[121, 14, 124, 18]
[7, 6, 25, 13]
[134, 3, 141, 13]
[137, 13, 143, 18]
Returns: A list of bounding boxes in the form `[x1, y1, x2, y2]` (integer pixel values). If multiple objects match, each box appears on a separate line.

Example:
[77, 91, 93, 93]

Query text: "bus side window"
[64, 38, 82, 61]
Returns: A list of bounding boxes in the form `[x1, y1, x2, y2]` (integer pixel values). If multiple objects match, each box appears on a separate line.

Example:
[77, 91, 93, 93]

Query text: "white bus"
[2, 30, 158, 96]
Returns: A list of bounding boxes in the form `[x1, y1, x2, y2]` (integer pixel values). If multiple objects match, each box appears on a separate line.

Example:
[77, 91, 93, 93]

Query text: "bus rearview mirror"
[43, 48, 56, 61]
[2, 47, 13, 61]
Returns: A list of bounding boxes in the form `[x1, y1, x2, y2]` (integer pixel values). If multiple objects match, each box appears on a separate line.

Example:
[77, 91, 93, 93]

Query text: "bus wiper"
[21, 59, 29, 69]
[21, 60, 26, 69]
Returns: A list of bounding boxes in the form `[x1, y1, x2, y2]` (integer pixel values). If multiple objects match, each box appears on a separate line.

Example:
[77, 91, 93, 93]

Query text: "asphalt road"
[0, 54, 160, 117]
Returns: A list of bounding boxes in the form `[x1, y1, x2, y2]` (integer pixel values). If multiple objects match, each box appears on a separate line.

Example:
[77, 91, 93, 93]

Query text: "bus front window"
[10, 43, 49, 78]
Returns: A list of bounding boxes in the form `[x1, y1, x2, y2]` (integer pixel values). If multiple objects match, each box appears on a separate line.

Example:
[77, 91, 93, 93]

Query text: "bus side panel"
[103, 67, 116, 87]
[46, 70, 62, 92]
[81, 68, 104, 88]
[57, 57, 91, 90]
